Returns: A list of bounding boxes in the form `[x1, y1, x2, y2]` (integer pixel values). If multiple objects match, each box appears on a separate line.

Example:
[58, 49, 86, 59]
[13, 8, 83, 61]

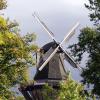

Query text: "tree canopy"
[0, 2, 38, 99]
[85, 0, 100, 25]
[69, 0, 100, 97]
[0, 16, 38, 99]
[0, 0, 7, 10]
[69, 27, 100, 96]
[42, 73, 86, 100]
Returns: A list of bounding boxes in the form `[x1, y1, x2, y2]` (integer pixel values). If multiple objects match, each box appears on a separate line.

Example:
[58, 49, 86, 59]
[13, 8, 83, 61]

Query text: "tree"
[85, 0, 100, 25]
[0, 16, 38, 99]
[0, 0, 7, 10]
[69, 27, 100, 96]
[43, 73, 86, 100]
[69, 0, 100, 97]
[0, 0, 38, 99]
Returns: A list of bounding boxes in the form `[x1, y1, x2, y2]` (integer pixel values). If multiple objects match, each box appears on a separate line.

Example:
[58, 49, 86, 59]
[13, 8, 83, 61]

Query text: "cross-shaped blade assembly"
[38, 22, 80, 71]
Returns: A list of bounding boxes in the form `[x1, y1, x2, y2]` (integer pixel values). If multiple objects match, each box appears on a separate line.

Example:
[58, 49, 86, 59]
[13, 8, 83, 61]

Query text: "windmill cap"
[41, 42, 59, 53]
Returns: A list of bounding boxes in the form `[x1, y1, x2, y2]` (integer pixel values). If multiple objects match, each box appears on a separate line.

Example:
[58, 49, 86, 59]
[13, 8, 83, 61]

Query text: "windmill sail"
[33, 12, 55, 39]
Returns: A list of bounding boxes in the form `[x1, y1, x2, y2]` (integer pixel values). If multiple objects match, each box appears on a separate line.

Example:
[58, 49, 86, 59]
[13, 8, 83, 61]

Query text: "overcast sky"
[2, 0, 92, 80]
[3, 0, 92, 53]
[3, 0, 91, 38]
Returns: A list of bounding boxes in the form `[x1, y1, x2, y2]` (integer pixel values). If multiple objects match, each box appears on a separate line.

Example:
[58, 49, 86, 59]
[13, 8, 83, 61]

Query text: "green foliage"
[85, 0, 100, 25]
[59, 77, 85, 100]
[0, 0, 7, 10]
[43, 74, 86, 100]
[43, 84, 57, 100]
[15, 96, 25, 100]
[69, 0, 100, 97]
[0, 16, 38, 99]
[69, 27, 100, 97]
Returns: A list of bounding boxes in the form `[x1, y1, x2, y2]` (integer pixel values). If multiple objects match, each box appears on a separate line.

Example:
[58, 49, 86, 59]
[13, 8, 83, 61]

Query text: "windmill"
[19, 13, 81, 100]
[33, 13, 81, 83]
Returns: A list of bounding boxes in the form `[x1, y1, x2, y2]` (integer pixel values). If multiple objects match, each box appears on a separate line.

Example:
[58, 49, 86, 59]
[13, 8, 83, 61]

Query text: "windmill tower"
[34, 42, 67, 82]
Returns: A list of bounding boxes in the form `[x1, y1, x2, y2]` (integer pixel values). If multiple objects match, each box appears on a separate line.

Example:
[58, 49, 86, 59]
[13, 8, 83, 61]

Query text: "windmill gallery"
[19, 13, 81, 100]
